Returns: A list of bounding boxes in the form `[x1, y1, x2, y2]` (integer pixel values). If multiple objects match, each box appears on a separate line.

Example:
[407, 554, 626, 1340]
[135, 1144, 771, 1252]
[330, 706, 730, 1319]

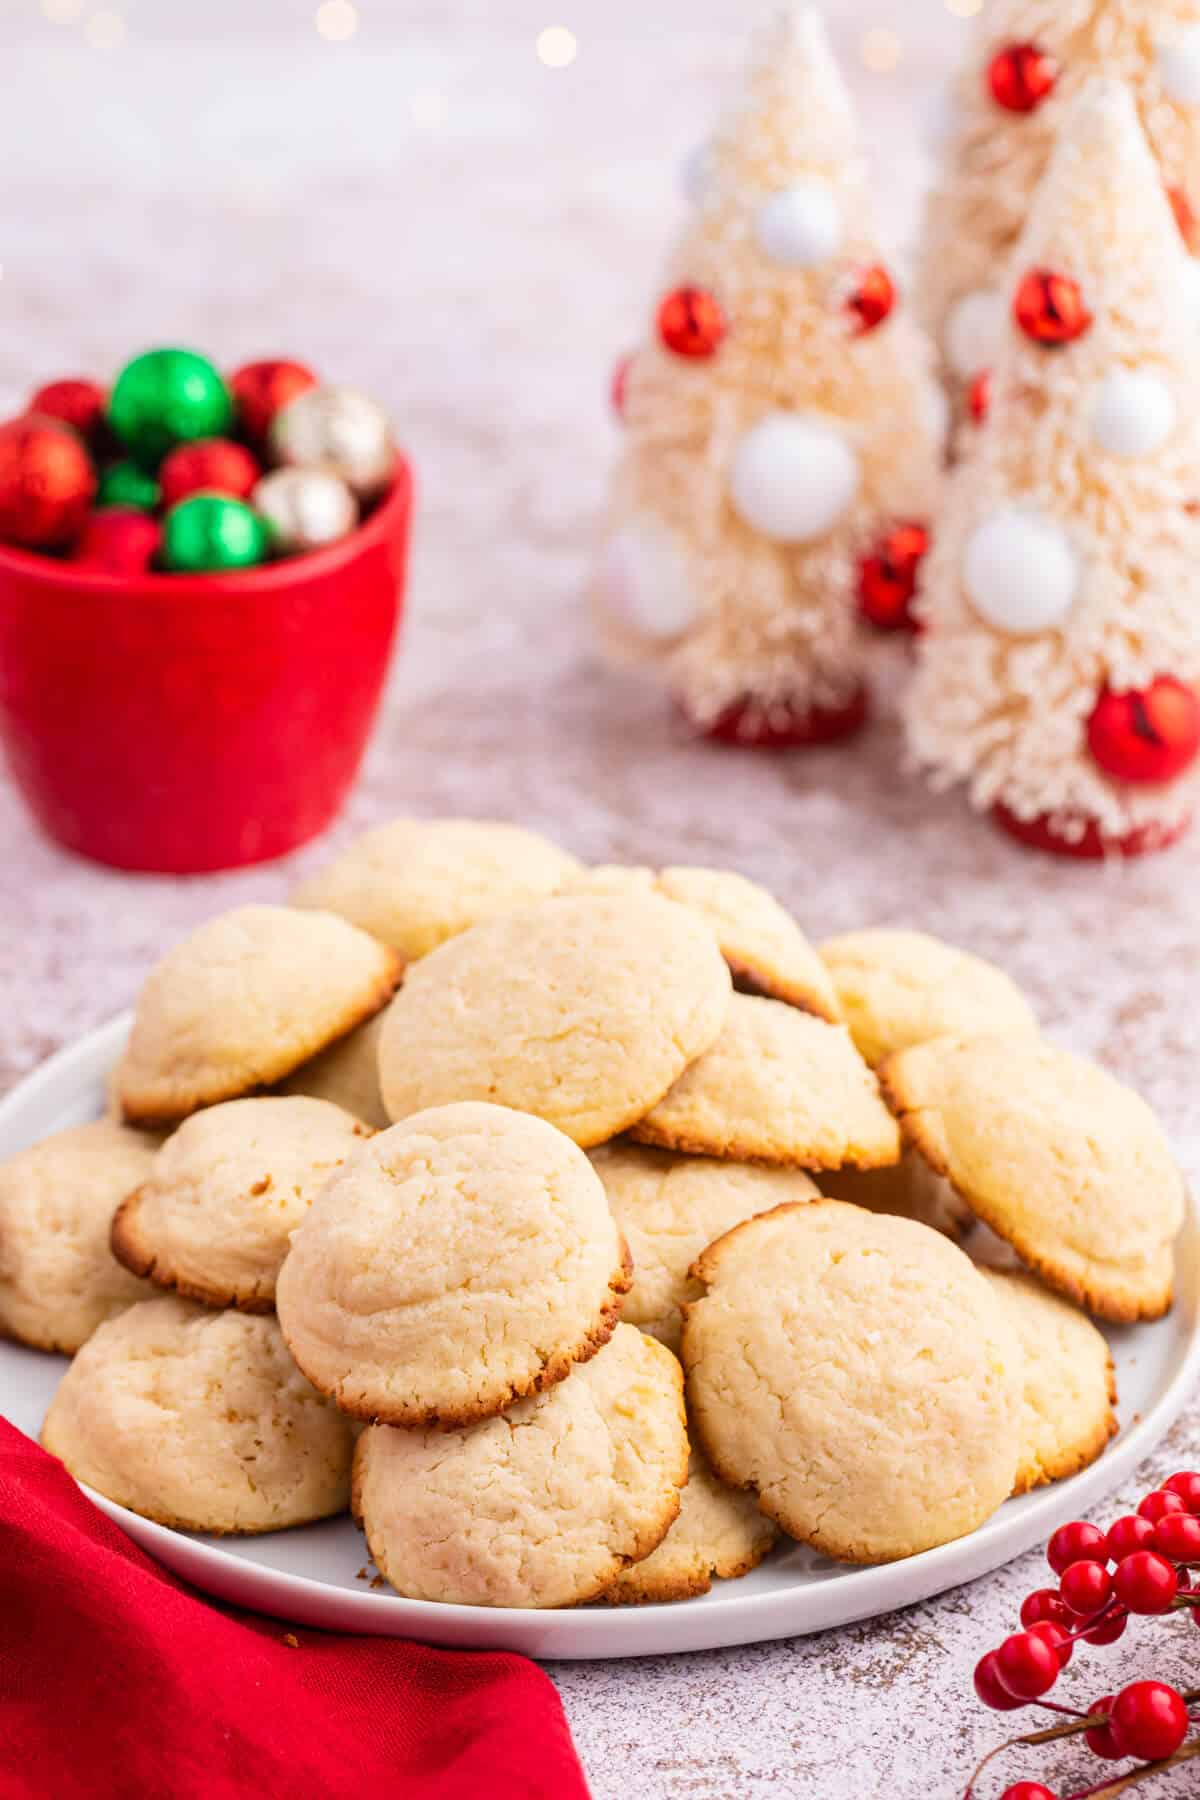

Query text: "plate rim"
[4, 1012, 1200, 1660]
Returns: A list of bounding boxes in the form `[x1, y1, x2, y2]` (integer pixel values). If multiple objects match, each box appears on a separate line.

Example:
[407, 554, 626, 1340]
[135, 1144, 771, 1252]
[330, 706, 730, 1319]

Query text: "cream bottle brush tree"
[918, 0, 1200, 423]
[906, 78, 1200, 858]
[592, 3, 942, 748]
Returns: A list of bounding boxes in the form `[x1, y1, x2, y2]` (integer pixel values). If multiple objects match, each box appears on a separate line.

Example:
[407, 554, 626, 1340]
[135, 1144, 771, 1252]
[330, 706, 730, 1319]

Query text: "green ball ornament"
[108, 348, 233, 467]
[96, 460, 161, 512]
[160, 494, 270, 573]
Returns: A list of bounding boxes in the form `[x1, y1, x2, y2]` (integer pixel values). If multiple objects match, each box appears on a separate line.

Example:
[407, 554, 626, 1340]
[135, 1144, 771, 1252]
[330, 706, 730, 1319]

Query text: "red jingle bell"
[1014, 269, 1092, 346]
[1168, 185, 1199, 254]
[229, 358, 318, 447]
[29, 378, 107, 448]
[657, 286, 727, 359]
[968, 370, 992, 424]
[1086, 678, 1200, 786]
[159, 437, 261, 510]
[857, 522, 929, 632]
[72, 507, 161, 576]
[845, 266, 895, 336]
[987, 42, 1058, 114]
[0, 414, 96, 550]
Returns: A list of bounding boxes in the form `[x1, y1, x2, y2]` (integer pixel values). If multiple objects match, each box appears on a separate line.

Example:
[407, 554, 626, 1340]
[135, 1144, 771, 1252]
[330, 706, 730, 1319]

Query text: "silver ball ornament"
[252, 467, 359, 556]
[270, 384, 396, 498]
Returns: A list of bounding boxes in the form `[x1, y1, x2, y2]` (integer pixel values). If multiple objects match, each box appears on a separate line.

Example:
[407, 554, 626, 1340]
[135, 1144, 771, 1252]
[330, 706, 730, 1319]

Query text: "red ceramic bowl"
[0, 458, 412, 873]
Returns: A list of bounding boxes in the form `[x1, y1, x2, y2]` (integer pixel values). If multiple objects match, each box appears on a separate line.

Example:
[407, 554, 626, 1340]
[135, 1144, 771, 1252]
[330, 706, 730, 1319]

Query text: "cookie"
[657, 867, 840, 1020]
[276, 1101, 632, 1427]
[880, 1036, 1185, 1323]
[292, 817, 580, 961]
[116, 905, 400, 1125]
[819, 1149, 973, 1240]
[683, 1200, 1023, 1563]
[41, 1296, 355, 1533]
[558, 864, 657, 899]
[979, 1267, 1117, 1494]
[589, 1141, 819, 1352]
[631, 995, 901, 1170]
[0, 1118, 158, 1353]
[111, 1096, 373, 1312]
[352, 1323, 688, 1608]
[819, 928, 1038, 1067]
[276, 1011, 388, 1128]
[377, 894, 731, 1147]
[600, 1444, 776, 1605]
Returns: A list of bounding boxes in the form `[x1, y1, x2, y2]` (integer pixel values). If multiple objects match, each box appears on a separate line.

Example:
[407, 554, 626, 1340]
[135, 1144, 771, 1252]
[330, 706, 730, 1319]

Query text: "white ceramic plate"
[3, 1015, 1199, 1660]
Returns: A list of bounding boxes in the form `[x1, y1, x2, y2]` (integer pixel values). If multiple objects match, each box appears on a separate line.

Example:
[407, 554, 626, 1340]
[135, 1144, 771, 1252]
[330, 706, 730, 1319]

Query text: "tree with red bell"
[592, 3, 941, 746]
[907, 81, 1200, 857]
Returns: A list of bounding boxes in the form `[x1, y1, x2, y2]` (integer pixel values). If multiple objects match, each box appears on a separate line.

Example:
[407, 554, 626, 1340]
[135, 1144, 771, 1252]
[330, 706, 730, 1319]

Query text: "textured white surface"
[1, 4, 1200, 1796]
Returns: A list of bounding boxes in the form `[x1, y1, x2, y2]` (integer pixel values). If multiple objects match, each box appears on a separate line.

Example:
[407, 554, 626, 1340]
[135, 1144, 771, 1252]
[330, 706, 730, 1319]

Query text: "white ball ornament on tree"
[963, 506, 1080, 636]
[252, 467, 359, 555]
[271, 385, 396, 499]
[944, 289, 1007, 380]
[728, 411, 860, 544]
[681, 141, 714, 205]
[596, 520, 698, 643]
[754, 180, 841, 269]
[1157, 27, 1200, 107]
[1089, 368, 1176, 458]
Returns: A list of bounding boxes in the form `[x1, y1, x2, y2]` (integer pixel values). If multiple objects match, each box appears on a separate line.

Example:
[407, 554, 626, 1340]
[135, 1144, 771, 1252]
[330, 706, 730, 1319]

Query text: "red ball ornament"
[1014, 269, 1092, 346]
[229, 358, 317, 446]
[857, 521, 929, 632]
[845, 265, 895, 335]
[1087, 678, 1200, 786]
[968, 369, 992, 424]
[159, 438, 261, 510]
[0, 414, 96, 550]
[1168, 185, 1199, 254]
[29, 377, 107, 448]
[699, 684, 869, 749]
[72, 507, 161, 576]
[657, 286, 727, 359]
[987, 42, 1058, 113]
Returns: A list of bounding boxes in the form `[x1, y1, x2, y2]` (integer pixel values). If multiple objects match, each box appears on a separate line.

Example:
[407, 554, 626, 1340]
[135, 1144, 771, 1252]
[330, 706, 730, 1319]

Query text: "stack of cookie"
[0, 816, 1186, 1607]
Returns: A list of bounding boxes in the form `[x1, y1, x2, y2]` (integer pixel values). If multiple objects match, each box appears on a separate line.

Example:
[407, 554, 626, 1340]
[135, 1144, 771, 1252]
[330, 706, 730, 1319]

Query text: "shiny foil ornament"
[857, 521, 929, 631]
[845, 265, 895, 336]
[29, 378, 107, 448]
[72, 508, 161, 576]
[160, 493, 271, 573]
[968, 370, 992, 424]
[96, 460, 161, 513]
[252, 467, 358, 556]
[159, 437, 260, 510]
[1013, 268, 1092, 346]
[656, 286, 727, 359]
[986, 42, 1058, 114]
[230, 358, 318, 447]
[1086, 678, 1200, 785]
[271, 384, 396, 499]
[0, 414, 96, 549]
[108, 348, 234, 467]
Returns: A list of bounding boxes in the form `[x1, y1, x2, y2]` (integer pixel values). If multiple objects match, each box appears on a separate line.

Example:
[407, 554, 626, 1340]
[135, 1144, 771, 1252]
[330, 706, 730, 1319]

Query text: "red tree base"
[694, 684, 870, 749]
[991, 802, 1191, 860]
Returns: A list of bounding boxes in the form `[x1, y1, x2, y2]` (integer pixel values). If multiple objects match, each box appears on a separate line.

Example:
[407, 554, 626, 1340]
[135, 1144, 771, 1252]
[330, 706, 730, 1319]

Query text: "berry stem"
[962, 1692, 1200, 1798]
[1063, 1740, 1200, 1798]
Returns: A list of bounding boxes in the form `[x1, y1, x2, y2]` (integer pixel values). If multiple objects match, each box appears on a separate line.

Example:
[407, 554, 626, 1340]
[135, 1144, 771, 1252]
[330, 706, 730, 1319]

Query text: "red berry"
[845, 265, 895, 335]
[1027, 1620, 1072, 1670]
[1111, 1550, 1178, 1614]
[1106, 1514, 1157, 1562]
[994, 1630, 1061, 1700]
[1166, 1471, 1200, 1513]
[1047, 1521, 1108, 1576]
[999, 1786, 1056, 1800]
[1154, 1511, 1200, 1562]
[968, 369, 991, 423]
[1084, 1694, 1124, 1761]
[1060, 1560, 1112, 1619]
[1013, 268, 1092, 346]
[1109, 1680, 1189, 1762]
[656, 286, 726, 359]
[987, 41, 1058, 113]
[974, 1649, 1026, 1711]
[1020, 1589, 1070, 1630]
[1080, 1607, 1128, 1646]
[1139, 1489, 1187, 1524]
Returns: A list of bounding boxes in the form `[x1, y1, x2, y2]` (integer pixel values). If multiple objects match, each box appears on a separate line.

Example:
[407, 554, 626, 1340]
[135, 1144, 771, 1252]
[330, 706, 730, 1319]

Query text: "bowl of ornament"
[0, 349, 413, 874]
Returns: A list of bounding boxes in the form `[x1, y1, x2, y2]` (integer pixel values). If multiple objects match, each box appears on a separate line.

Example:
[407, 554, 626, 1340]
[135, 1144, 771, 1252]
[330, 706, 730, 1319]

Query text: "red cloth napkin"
[0, 1419, 590, 1800]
